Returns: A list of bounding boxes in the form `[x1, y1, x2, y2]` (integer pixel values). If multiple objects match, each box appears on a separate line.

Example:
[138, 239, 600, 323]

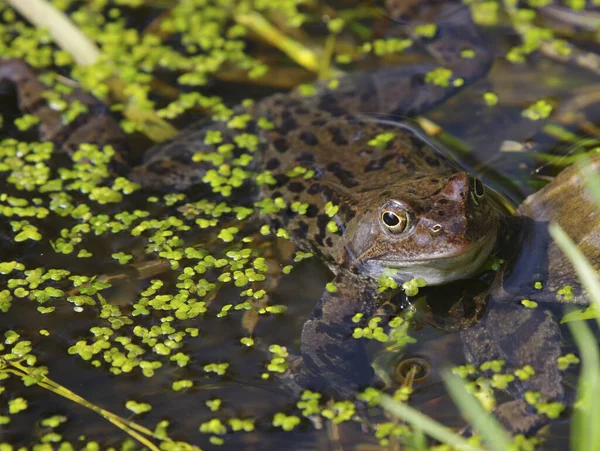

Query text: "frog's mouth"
[367, 232, 498, 286]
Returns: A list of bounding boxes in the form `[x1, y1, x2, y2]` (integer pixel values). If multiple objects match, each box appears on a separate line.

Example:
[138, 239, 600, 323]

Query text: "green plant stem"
[443, 372, 512, 451]
[235, 11, 343, 78]
[4, 360, 200, 451]
[379, 395, 483, 451]
[567, 319, 600, 451]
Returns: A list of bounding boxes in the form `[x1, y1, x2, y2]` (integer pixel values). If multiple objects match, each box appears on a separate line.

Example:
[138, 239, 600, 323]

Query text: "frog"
[0, 0, 594, 436]
[107, 0, 503, 395]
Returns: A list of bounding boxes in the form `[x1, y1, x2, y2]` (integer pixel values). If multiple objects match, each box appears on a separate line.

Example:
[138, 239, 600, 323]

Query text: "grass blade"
[443, 372, 512, 451]
[567, 317, 600, 451]
[549, 215, 600, 451]
[548, 224, 600, 329]
[379, 395, 483, 451]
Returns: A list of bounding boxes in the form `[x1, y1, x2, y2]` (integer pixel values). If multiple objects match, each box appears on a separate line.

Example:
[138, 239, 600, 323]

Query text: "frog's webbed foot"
[0, 59, 128, 167]
[461, 300, 565, 434]
[290, 272, 378, 398]
[491, 400, 546, 435]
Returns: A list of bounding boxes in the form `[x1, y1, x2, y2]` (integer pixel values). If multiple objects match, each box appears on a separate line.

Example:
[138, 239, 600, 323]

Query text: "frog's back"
[255, 93, 458, 263]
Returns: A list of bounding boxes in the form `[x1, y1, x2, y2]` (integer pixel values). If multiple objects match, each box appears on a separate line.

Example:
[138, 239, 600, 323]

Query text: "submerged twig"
[235, 11, 344, 78]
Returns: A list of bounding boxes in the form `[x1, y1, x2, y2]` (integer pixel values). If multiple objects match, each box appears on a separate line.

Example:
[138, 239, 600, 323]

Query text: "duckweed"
[326, 220, 339, 233]
[557, 353, 580, 370]
[414, 24, 437, 38]
[377, 268, 398, 293]
[353, 316, 389, 343]
[483, 92, 498, 106]
[524, 391, 565, 419]
[204, 362, 229, 376]
[374, 422, 411, 446]
[369, 38, 413, 56]
[14, 114, 40, 131]
[521, 299, 538, 308]
[199, 418, 227, 435]
[514, 364, 535, 380]
[351, 312, 363, 323]
[125, 400, 152, 414]
[557, 284, 574, 301]
[172, 380, 193, 391]
[393, 386, 413, 402]
[240, 337, 254, 347]
[522, 99, 553, 120]
[367, 132, 395, 149]
[297, 390, 322, 416]
[272, 412, 301, 431]
[480, 359, 505, 373]
[266, 344, 289, 374]
[425, 67, 453, 87]
[402, 278, 427, 297]
[490, 373, 515, 389]
[228, 417, 255, 432]
[357, 387, 381, 406]
[8, 397, 28, 414]
[205, 399, 221, 411]
[111, 252, 133, 264]
[321, 400, 355, 424]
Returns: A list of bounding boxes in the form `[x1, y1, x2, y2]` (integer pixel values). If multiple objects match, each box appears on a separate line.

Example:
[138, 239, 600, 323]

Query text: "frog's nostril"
[440, 172, 469, 200]
[431, 224, 442, 233]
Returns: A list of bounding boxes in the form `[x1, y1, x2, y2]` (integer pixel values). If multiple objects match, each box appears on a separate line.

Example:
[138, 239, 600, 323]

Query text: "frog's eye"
[470, 177, 485, 205]
[381, 208, 409, 234]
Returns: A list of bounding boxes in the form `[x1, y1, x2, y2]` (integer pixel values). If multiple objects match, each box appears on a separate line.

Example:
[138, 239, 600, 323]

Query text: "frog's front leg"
[461, 300, 565, 434]
[296, 272, 379, 397]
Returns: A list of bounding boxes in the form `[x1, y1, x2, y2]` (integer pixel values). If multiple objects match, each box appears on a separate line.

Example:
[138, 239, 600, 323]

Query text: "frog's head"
[343, 172, 502, 285]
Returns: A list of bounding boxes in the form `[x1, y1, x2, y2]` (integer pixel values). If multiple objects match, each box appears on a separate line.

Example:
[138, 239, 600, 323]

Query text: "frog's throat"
[362, 230, 498, 286]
